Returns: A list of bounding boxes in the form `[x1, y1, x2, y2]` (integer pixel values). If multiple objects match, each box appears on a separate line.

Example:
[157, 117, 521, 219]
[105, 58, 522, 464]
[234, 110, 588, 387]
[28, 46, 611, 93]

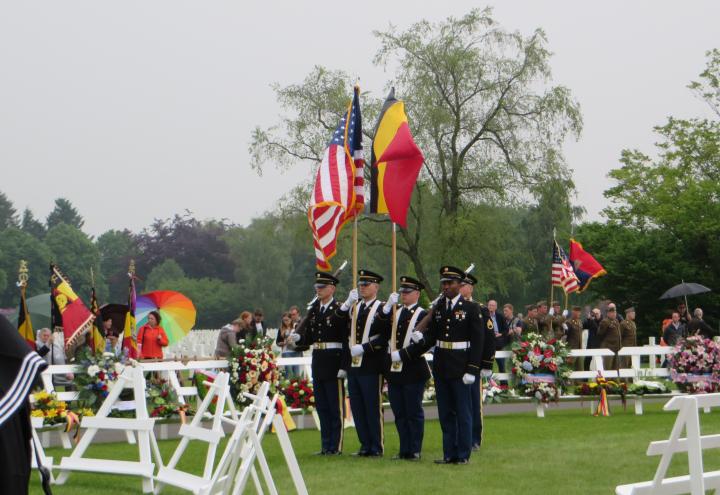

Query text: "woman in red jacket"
[137, 311, 169, 359]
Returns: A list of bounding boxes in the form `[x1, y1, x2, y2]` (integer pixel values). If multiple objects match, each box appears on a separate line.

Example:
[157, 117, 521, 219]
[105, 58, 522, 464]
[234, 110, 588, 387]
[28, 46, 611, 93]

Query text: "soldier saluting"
[384, 276, 430, 461]
[290, 272, 349, 456]
[409, 266, 485, 465]
[339, 269, 389, 457]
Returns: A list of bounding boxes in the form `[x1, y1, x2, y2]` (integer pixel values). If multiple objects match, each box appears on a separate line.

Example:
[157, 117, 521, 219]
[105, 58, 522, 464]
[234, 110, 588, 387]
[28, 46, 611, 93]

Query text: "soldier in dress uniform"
[384, 276, 430, 461]
[551, 300, 566, 340]
[536, 300, 553, 339]
[564, 306, 584, 371]
[290, 272, 349, 455]
[339, 269, 388, 457]
[523, 304, 539, 334]
[409, 266, 485, 465]
[598, 306, 622, 370]
[620, 307, 637, 369]
[458, 273, 494, 451]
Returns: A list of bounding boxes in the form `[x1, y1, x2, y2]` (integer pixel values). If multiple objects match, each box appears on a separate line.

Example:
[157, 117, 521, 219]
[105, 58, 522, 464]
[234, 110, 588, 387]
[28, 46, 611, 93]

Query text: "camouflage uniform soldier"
[619, 307, 637, 369]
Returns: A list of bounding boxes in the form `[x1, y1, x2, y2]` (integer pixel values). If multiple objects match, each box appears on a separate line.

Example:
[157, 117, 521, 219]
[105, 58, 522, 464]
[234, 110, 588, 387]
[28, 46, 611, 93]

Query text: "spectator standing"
[215, 318, 242, 358]
[252, 309, 267, 339]
[137, 311, 169, 360]
[237, 311, 255, 342]
[276, 312, 302, 377]
[663, 311, 686, 346]
[687, 308, 714, 338]
[487, 300, 507, 372]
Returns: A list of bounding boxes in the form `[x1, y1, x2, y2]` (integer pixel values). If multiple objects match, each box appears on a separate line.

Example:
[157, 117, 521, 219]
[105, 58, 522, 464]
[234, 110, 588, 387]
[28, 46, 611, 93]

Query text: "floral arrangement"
[229, 336, 281, 408]
[75, 349, 131, 410]
[31, 391, 94, 426]
[281, 378, 315, 412]
[576, 379, 627, 397]
[147, 379, 190, 418]
[482, 378, 511, 404]
[628, 380, 670, 395]
[510, 333, 571, 403]
[667, 336, 720, 393]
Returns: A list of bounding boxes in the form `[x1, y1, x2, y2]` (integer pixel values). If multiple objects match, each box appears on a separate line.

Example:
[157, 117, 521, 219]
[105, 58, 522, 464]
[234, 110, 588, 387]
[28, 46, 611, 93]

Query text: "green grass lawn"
[30, 402, 720, 494]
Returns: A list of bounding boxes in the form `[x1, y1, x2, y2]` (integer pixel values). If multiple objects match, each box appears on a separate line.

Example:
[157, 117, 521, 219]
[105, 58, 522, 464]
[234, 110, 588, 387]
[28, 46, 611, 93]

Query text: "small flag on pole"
[89, 286, 105, 353]
[49, 264, 94, 350]
[552, 240, 580, 294]
[569, 239, 607, 293]
[122, 263, 138, 359]
[17, 261, 35, 350]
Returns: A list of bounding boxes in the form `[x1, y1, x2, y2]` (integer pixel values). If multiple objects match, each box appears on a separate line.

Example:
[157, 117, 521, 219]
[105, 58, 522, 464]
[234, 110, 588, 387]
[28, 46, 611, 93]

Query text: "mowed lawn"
[30, 402, 720, 495]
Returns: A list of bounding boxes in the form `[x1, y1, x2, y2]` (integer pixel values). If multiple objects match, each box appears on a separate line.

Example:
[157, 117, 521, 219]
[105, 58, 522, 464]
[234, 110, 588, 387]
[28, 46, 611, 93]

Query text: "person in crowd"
[277, 312, 302, 377]
[236, 311, 255, 342]
[677, 302, 691, 325]
[215, 318, 242, 358]
[564, 306, 584, 371]
[583, 308, 602, 369]
[408, 266, 486, 465]
[536, 300, 553, 339]
[340, 269, 388, 457]
[620, 307, 637, 368]
[252, 309, 267, 339]
[36, 328, 74, 386]
[607, 302, 624, 322]
[687, 308, 714, 338]
[598, 307, 622, 370]
[137, 311, 169, 360]
[384, 276, 430, 461]
[101, 316, 121, 356]
[487, 300, 507, 372]
[289, 271, 349, 456]
[662, 311, 686, 346]
[289, 305, 302, 328]
[504, 304, 523, 344]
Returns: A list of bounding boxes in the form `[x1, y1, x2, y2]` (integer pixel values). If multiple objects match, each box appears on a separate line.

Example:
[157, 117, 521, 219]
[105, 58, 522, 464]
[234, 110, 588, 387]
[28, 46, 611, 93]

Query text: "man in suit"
[252, 309, 267, 339]
[340, 269, 388, 457]
[290, 272, 349, 455]
[409, 266, 485, 465]
[487, 300, 507, 371]
[384, 276, 430, 461]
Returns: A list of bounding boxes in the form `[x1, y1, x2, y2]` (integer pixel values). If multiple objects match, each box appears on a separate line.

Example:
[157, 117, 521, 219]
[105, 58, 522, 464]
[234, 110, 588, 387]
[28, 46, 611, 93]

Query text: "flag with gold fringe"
[17, 261, 35, 350]
[49, 263, 94, 351]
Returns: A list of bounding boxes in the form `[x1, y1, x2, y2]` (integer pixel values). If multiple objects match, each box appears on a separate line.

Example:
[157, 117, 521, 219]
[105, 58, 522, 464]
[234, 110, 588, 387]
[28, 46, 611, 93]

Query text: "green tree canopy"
[45, 223, 104, 301]
[0, 192, 19, 230]
[47, 198, 85, 230]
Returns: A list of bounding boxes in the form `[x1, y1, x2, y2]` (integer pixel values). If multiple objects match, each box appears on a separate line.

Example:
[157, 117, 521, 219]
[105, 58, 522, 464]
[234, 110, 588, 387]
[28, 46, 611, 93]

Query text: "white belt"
[313, 342, 342, 350]
[435, 340, 470, 350]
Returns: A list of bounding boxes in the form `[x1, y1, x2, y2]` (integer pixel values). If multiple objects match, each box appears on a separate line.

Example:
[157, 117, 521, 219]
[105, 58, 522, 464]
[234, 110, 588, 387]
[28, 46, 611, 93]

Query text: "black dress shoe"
[434, 458, 454, 464]
[406, 453, 421, 461]
[366, 452, 383, 457]
[472, 443, 480, 451]
[351, 451, 369, 457]
[454, 458, 469, 465]
[313, 450, 327, 456]
[392, 454, 406, 460]
[325, 450, 341, 456]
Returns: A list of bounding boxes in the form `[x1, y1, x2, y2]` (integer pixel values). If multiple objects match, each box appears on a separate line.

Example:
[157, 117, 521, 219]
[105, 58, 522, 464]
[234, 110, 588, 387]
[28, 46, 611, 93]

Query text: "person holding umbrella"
[137, 311, 169, 359]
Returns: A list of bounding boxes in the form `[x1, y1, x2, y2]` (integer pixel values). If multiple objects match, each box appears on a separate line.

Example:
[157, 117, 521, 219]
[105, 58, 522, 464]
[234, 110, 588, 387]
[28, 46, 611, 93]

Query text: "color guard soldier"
[523, 304, 539, 334]
[536, 300, 553, 339]
[598, 306, 622, 370]
[459, 272, 494, 450]
[339, 269, 388, 457]
[290, 272, 349, 455]
[564, 306, 584, 371]
[409, 266, 485, 465]
[551, 300, 566, 340]
[384, 276, 430, 461]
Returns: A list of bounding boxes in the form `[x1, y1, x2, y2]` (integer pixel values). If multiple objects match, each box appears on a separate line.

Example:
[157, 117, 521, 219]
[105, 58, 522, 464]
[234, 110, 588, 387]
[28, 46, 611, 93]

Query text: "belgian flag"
[89, 286, 105, 353]
[50, 263, 94, 350]
[18, 283, 35, 350]
[370, 89, 424, 228]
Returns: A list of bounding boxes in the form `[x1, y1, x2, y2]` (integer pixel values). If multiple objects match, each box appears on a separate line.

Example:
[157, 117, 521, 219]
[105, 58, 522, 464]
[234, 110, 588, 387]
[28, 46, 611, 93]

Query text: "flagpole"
[350, 217, 359, 353]
[390, 223, 398, 356]
[90, 267, 95, 351]
[549, 228, 556, 308]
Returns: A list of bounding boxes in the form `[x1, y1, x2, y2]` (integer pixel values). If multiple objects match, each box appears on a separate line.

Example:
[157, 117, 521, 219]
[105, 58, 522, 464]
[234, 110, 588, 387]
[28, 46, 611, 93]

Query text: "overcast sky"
[1, 1, 718, 235]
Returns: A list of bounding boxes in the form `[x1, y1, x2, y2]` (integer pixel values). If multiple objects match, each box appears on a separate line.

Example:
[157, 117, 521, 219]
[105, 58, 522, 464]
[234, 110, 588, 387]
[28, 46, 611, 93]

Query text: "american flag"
[308, 86, 364, 270]
[552, 240, 580, 294]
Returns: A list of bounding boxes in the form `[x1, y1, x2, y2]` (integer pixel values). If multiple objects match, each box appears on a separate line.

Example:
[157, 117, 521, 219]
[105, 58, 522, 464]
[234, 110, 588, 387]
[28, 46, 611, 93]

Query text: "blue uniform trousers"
[347, 374, 384, 454]
[470, 379, 483, 446]
[388, 380, 425, 456]
[313, 377, 345, 453]
[434, 374, 473, 461]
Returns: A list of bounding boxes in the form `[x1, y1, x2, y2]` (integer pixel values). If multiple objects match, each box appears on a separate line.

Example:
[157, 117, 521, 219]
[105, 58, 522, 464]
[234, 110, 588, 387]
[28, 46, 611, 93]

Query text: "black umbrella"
[660, 282, 712, 300]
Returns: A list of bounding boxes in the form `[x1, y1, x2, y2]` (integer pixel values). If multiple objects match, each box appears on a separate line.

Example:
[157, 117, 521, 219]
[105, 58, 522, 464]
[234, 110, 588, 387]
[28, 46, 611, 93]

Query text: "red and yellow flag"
[89, 286, 105, 353]
[50, 264, 94, 350]
[370, 89, 424, 228]
[122, 267, 138, 359]
[18, 282, 35, 350]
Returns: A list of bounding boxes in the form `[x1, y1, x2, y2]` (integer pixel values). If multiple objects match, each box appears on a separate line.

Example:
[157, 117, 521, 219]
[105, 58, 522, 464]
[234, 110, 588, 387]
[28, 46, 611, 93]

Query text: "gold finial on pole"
[129, 259, 136, 277]
[17, 260, 29, 287]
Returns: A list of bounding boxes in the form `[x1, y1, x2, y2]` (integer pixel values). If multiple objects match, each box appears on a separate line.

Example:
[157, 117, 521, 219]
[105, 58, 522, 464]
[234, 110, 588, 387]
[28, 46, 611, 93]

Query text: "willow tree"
[250, 8, 582, 294]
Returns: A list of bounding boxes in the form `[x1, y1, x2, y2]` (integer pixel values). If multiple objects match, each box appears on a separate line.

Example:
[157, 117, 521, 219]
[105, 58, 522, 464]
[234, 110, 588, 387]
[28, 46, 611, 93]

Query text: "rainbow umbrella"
[135, 290, 196, 344]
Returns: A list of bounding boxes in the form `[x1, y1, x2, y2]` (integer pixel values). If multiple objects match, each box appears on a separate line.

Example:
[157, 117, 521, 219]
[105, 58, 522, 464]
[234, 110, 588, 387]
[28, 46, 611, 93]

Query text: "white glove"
[290, 333, 301, 343]
[351, 344, 364, 357]
[383, 292, 399, 314]
[562, 323, 568, 332]
[341, 289, 359, 311]
[410, 331, 423, 343]
[549, 307, 555, 316]
[481, 369, 492, 378]
[462, 373, 476, 385]
[390, 351, 401, 363]
[337, 369, 347, 379]
[562, 309, 569, 318]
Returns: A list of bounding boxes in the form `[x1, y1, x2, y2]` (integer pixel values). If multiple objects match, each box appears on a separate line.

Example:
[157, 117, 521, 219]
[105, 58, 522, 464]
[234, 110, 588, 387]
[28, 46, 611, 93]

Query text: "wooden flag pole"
[549, 228, 556, 308]
[390, 223, 398, 353]
[350, 217, 359, 359]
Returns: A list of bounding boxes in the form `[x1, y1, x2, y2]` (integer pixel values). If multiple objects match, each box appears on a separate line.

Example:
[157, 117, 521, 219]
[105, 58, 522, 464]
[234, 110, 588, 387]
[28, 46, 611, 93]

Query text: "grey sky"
[1, 1, 718, 236]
